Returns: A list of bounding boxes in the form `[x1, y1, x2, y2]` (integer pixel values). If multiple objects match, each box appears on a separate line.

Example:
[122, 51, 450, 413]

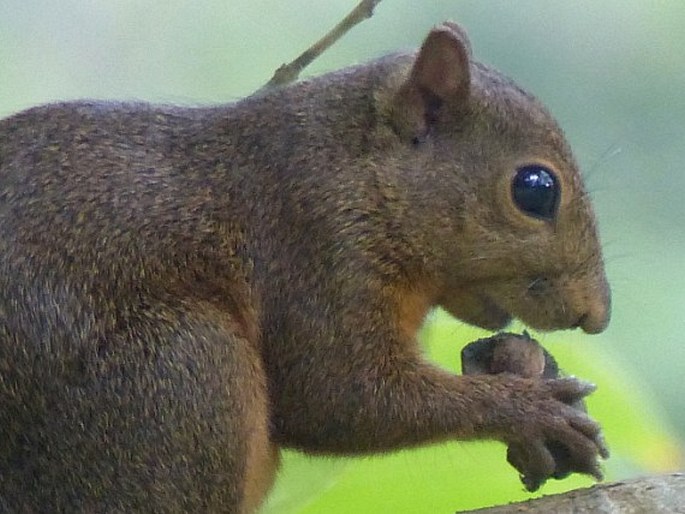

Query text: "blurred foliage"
[1, 1, 684, 511]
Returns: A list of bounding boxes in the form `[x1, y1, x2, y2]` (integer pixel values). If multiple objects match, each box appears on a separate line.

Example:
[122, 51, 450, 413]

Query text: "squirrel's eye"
[512, 165, 560, 220]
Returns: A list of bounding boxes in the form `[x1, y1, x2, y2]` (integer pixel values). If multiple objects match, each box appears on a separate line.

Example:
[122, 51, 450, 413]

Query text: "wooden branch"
[260, 0, 383, 91]
[458, 473, 685, 514]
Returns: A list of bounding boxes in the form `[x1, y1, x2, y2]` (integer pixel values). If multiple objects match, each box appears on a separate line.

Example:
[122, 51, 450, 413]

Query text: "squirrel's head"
[383, 22, 610, 334]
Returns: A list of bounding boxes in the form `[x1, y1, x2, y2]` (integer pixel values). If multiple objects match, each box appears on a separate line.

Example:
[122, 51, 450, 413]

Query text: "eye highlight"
[511, 165, 560, 220]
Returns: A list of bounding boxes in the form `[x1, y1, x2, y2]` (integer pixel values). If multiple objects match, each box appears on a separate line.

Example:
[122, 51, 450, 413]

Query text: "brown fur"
[0, 22, 609, 511]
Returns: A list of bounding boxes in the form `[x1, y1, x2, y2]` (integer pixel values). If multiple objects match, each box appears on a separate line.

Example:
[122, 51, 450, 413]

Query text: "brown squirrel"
[0, 21, 610, 513]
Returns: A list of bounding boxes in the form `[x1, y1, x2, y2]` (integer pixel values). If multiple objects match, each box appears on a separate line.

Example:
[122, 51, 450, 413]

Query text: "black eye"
[512, 165, 560, 220]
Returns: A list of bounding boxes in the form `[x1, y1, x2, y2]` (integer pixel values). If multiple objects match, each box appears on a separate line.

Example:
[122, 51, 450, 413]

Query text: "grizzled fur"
[0, 23, 609, 512]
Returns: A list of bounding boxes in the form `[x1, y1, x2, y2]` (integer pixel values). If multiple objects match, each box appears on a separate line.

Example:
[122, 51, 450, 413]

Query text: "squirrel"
[0, 21, 610, 513]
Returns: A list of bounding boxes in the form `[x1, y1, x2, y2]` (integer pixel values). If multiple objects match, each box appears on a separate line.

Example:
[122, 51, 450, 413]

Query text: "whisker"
[526, 276, 544, 291]
[587, 145, 622, 177]
[583, 139, 624, 183]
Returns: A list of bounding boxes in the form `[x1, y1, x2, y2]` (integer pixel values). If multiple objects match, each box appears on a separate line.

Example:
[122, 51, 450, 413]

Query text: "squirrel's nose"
[578, 283, 611, 334]
[564, 269, 611, 334]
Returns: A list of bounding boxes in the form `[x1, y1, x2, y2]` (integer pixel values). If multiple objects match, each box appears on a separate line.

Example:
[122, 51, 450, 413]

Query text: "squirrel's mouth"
[474, 294, 512, 330]
[480, 276, 611, 334]
[441, 290, 512, 331]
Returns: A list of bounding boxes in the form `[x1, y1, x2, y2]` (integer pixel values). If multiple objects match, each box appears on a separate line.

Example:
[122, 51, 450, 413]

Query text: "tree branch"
[260, 0, 383, 91]
[458, 473, 685, 514]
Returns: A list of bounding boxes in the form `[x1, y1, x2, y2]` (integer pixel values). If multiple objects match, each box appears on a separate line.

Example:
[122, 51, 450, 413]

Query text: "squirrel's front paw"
[500, 377, 609, 492]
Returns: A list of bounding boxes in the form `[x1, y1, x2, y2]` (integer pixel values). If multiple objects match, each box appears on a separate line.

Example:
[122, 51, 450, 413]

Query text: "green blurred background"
[1, 1, 684, 512]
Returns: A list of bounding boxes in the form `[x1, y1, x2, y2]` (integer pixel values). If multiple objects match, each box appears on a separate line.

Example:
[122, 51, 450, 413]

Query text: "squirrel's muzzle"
[577, 286, 611, 334]
[569, 272, 611, 334]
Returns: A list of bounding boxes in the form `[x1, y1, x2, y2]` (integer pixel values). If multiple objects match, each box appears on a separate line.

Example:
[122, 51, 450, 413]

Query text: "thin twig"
[260, 0, 384, 91]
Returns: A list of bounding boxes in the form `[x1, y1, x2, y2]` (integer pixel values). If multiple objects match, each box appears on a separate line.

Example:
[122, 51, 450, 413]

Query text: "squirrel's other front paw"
[502, 377, 609, 492]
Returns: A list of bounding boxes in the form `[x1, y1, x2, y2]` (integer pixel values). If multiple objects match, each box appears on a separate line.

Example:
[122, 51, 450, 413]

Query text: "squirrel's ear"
[392, 22, 472, 142]
[411, 22, 472, 101]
